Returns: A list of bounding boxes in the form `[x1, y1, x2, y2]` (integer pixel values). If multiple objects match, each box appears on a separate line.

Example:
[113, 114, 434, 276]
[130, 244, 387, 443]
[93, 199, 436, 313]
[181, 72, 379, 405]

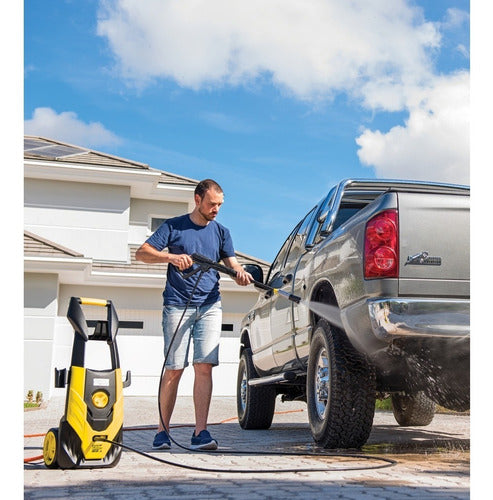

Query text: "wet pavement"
[24, 396, 470, 499]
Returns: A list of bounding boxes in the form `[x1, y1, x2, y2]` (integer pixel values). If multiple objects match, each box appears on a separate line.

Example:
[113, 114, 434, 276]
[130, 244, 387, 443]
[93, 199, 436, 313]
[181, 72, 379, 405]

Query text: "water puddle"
[363, 439, 470, 455]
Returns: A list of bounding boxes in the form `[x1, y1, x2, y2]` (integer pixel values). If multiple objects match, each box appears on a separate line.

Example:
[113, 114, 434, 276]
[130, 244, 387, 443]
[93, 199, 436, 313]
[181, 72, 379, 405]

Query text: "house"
[24, 136, 269, 399]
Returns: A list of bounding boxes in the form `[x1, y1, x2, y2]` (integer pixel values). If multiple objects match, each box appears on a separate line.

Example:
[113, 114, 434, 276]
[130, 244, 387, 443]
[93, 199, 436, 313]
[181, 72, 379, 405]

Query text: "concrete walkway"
[24, 396, 470, 499]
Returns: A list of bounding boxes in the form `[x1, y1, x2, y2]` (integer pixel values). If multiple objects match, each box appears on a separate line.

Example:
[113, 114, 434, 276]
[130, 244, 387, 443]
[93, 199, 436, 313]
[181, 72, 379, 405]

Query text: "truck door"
[269, 206, 317, 369]
[249, 291, 278, 373]
[250, 224, 299, 373]
[292, 188, 336, 363]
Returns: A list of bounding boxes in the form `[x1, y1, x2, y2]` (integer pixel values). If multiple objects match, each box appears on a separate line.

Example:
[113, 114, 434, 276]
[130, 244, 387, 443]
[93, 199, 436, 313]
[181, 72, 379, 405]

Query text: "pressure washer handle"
[191, 253, 238, 279]
[191, 253, 264, 287]
[190, 253, 301, 303]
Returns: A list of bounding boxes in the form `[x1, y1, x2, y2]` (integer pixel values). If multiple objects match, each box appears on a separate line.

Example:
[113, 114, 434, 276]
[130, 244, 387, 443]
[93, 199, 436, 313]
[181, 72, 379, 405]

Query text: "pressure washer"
[43, 297, 131, 469]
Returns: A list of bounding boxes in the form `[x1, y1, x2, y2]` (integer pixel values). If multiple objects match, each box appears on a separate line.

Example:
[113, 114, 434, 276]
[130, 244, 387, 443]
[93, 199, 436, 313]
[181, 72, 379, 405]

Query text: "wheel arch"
[309, 279, 339, 340]
[239, 329, 251, 357]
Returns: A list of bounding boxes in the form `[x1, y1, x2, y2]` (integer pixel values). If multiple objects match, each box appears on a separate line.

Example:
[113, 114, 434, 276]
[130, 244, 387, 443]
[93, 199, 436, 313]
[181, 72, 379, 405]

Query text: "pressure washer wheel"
[43, 428, 59, 469]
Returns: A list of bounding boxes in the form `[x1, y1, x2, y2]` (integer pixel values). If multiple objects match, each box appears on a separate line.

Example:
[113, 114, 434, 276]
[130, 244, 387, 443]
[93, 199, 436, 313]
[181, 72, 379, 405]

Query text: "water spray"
[190, 255, 347, 328]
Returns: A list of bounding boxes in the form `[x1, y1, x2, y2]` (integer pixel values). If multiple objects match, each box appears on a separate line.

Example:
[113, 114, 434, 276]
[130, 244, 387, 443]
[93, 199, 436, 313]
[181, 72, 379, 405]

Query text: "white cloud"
[24, 107, 121, 148]
[356, 71, 469, 184]
[442, 8, 469, 30]
[97, 0, 440, 107]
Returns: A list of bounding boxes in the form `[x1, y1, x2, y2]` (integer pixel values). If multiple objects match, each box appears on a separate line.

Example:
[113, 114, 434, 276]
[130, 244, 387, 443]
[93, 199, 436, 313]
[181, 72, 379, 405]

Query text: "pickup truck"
[237, 178, 470, 449]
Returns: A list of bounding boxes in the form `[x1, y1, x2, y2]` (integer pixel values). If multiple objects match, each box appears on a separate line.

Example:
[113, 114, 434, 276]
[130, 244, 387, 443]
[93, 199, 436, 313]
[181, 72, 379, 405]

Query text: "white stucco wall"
[128, 198, 190, 245]
[24, 273, 59, 399]
[24, 178, 130, 261]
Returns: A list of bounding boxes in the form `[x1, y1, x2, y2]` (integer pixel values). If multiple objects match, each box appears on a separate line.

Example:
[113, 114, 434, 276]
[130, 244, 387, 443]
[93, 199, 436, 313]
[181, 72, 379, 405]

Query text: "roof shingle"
[24, 136, 198, 186]
[24, 231, 84, 258]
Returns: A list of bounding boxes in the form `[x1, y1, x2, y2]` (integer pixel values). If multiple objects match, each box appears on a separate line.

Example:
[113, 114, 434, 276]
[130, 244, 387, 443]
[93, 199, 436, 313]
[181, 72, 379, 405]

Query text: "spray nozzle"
[273, 288, 301, 304]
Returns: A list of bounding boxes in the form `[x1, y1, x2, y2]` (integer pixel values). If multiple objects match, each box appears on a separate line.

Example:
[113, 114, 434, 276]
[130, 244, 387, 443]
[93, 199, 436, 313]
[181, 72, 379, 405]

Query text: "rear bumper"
[368, 298, 470, 341]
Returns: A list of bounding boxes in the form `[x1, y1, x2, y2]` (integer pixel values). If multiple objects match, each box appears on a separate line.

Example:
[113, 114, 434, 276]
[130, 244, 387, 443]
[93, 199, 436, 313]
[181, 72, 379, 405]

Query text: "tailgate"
[398, 192, 469, 296]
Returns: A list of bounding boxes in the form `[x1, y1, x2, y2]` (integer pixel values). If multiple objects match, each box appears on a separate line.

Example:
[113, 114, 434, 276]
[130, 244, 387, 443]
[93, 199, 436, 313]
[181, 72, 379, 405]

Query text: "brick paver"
[24, 396, 470, 499]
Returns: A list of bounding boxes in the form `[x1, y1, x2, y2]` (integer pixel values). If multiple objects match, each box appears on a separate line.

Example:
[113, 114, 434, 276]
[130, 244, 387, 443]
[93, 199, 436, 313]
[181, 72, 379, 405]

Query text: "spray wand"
[186, 253, 301, 304]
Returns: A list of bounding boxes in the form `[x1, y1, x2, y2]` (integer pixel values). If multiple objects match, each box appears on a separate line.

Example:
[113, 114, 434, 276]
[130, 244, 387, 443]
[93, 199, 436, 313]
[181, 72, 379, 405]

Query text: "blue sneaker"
[190, 429, 218, 450]
[152, 430, 171, 450]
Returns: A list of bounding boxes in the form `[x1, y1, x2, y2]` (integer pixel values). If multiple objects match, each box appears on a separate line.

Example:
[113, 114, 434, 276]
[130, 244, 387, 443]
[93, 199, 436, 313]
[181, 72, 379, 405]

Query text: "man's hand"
[135, 243, 194, 271]
[222, 256, 254, 287]
[234, 268, 253, 286]
[169, 253, 194, 271]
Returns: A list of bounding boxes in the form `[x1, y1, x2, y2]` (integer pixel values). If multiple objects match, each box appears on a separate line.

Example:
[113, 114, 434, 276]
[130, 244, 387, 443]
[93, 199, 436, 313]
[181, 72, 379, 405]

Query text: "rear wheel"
[43, 428, 59, 469]
[307, 319, 376, 449]
[237, 348, 276, 429]
[392, 391, 436, 426]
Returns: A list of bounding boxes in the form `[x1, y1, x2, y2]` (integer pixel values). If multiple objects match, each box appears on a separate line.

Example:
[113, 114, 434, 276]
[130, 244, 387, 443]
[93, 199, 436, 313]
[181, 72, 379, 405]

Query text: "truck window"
[332, 204, 367, 231]
[284, 206, 317, 269]
[267, 206, 317, 283]
[306, 189, 336, 247]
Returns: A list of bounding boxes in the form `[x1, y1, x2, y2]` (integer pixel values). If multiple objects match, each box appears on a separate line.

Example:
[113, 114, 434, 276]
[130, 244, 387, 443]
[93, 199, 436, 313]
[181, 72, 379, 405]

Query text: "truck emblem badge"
[405, 251, 442, 266]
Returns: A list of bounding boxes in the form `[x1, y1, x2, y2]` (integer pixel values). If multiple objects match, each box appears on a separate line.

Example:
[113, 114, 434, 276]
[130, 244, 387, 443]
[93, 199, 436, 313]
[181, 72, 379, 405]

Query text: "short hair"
[194, 179, 223, 199]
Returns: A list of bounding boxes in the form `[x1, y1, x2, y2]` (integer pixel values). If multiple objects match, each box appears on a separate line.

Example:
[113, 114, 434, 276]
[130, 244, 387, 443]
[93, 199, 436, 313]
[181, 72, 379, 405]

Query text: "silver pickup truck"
[237, 178, 470, 449]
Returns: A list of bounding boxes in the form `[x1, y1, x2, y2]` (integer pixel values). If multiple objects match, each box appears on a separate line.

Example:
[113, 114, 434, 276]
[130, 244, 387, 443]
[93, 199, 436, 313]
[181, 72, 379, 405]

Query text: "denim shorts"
[162, 301, 222, 369]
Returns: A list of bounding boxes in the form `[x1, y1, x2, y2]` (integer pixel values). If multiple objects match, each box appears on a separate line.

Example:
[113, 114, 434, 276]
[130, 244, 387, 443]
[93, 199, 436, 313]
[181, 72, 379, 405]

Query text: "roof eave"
[24, 159, 194, 202]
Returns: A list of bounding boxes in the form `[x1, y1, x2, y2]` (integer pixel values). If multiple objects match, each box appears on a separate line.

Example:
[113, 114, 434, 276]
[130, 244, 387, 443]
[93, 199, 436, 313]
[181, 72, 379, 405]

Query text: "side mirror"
[242, 263, 264, 284]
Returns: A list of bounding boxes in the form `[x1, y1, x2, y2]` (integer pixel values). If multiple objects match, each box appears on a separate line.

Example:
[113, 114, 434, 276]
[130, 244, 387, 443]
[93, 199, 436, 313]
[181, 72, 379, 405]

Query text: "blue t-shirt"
[145, 214, 236, 306]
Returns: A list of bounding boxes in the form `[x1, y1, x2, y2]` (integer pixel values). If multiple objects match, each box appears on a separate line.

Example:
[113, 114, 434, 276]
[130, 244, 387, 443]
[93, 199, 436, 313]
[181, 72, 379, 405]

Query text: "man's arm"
[222, 256, 252, 286]
[135, 242, 193, 271]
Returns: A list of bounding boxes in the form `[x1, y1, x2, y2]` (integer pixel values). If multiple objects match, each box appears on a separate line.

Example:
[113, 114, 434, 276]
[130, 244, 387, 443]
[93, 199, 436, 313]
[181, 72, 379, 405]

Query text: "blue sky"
[24, 0, 470, 262]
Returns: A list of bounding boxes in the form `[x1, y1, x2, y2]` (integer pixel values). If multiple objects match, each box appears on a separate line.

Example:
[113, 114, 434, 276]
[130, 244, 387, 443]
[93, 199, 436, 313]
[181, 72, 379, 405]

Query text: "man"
[135, 179, 252, 451]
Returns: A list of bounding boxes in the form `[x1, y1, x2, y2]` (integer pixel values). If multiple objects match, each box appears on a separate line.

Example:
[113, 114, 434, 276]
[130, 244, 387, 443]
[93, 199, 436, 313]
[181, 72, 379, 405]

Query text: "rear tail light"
[364, 209, 399, 279]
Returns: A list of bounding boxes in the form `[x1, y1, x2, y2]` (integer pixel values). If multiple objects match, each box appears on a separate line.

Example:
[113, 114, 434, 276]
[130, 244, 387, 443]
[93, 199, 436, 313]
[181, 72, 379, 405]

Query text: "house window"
[222, 324, 234, 332]
[151, 217, 167, 232]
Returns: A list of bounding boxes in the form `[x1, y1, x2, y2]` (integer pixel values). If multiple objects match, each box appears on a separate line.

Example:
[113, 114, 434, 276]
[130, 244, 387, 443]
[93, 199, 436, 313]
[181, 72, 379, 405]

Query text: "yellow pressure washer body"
[43, 297, 131, 469]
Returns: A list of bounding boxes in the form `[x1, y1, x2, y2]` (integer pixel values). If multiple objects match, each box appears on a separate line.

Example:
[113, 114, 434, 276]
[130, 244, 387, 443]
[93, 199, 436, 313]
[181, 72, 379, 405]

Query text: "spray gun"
[184, 253, 301, 304]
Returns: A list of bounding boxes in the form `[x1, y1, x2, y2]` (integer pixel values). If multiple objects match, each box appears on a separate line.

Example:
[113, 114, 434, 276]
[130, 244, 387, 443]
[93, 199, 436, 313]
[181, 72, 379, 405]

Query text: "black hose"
[95, 436, 397, 473]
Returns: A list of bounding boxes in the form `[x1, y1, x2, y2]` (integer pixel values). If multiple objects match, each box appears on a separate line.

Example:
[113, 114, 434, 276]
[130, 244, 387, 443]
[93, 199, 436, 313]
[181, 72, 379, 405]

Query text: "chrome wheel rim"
[239, 364, 248, 413]
[314, 347, 330, 419]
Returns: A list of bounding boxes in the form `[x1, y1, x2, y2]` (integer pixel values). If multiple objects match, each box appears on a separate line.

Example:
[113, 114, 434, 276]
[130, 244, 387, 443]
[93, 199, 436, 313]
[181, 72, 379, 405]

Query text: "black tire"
[237, 348, 276, 429]
[43, 428, 59, 469]
[306, 319, 376, 449]
[392, 391, 436, 426]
